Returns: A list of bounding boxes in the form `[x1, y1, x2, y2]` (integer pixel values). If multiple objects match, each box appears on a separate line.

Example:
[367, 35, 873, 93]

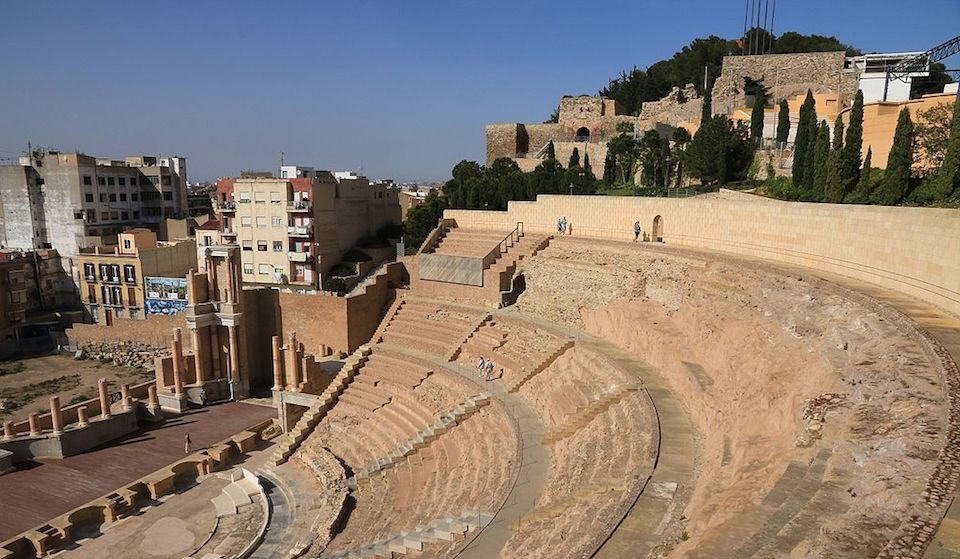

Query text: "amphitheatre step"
[513, 479, 632, 529]
[543, 384, 640, 446]
[348, 393, 492, 482]
[507, 339, 575, 393]
[271, 347, 372, 466]
[447, 314, 496, 361]
[324, 511, 495, 559]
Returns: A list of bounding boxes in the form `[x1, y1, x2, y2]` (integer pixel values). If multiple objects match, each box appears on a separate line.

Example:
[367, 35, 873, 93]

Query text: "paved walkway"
[0, 402, 276, 541]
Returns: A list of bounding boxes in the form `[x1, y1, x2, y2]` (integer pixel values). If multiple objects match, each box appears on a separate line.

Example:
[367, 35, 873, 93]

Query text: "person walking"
[560, 216, 568, 236]
[557, 218, 564, 235]
[477, 356, 486, 375]
[485, 360, 495, 380]
[184, 432, 192, 454]
[633, 221, 642, 242]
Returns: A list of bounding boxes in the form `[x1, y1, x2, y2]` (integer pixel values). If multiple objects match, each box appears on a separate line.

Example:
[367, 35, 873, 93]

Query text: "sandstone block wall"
[67, 314, 189, 350]
[712, 52, 859, 116]
[445, 195, 960, 318]
[486, 124, 526, 164]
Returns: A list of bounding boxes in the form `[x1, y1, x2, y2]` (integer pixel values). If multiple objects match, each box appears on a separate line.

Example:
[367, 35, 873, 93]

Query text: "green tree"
[583, 151, 592, 173]
[527, 159, 566, 198]
[685, 115, 756, 185]
[701, 86, 712, 123]
[911, 97, 960, 202]
[403, 190, 446, 250]
[792, 90, 817, 192]
[568, 147, 580, 168]
[544, 140, 556, 160]
[873, 108, 915, 205]
[812, 122, 831, 199]
[824, 116, 846, 203]
[776, 99, 791, 148]
[602, 152, 615, 186]
[770, 32, 861, 56]
[750, 93, 766, 144]
[544, 105, 560, 124]
[638, 130, 664, 186]
[915, 101, 954, 174]
[841, 90, 864, 193]
[846, 147, 874, 203]
[672, 127, 692, 187]
[606, 131, 640, 184]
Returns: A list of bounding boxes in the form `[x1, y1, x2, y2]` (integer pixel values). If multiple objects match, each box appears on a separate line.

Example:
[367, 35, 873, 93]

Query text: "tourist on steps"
[634, 221, 642, 242]
[478, 356, 486, 375]
[485, 360, 495, 380]
[184, 433, 192, 454]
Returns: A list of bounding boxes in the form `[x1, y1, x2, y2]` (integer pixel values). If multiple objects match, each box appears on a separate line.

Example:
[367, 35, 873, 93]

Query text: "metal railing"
[483, 222, 524, 268]
[287, 201, 311, 211]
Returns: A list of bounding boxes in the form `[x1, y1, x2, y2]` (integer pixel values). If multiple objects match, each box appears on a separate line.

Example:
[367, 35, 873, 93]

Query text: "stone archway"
[652, 215, 664, 242]
[575, 127, 590, 142]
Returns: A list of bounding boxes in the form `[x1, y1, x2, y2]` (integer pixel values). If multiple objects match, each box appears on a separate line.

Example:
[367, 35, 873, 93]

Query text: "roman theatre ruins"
[2, 190, 959, 559]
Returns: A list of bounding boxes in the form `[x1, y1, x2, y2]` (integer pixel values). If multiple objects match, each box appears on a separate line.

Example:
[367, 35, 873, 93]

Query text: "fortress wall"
[67, 314, 189, 350]
[486, 124, 524, 164]
[445, 195, 960, 317]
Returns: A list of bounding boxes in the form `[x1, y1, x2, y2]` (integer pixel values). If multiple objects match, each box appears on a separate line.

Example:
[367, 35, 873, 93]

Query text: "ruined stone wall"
[639, 84, 704, 128]
[445, 195, 960, 318]
[558, 96, 607, 122]
[486, 124, 524, 164]
[67, 314, 188, 350]
[712, 52, 858, 116]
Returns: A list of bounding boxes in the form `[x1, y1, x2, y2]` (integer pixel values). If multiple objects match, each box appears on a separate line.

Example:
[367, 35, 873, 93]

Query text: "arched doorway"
[652, 215, 664, 242]
[575, 127, 590, 142]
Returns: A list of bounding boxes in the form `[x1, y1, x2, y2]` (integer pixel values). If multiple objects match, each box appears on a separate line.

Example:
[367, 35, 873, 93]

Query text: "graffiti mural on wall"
[145, 277, 189, 315]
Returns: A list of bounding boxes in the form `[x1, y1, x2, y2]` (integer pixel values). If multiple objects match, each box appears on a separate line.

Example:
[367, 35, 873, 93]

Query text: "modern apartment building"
[0, 248, 79, 342]
[216, 170, 400, 289]
[0, 150, 188, 259]
[77, 229, 196, 322]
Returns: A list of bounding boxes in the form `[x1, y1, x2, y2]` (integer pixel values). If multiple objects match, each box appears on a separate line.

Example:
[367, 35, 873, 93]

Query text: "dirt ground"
[515, 236, 948, 558]
[0, 354, 153, 421]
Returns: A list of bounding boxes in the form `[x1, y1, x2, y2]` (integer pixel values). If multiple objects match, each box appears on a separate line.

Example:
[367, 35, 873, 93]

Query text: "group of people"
[476, 356, 501, 382]
[556, 216, 571, 236]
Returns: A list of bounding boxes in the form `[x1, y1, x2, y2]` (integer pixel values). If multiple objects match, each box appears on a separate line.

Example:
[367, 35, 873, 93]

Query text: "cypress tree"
[701, 87, 712, 124]
[824, 116, 845, 203]
[602, 152, 615, 186]
[545, 140, 556, 160]
[568, 147, 580, 168]
[776, 99, 790, 148]
[583, 151, 591, 171]
[812, 122, 830, 200]
[847, 147, 874, 203]
[792, 90, 817, 192]
[919, 97, 960, 201]
[750, 94, 766, 144]
[874, 108, 915, 205]
[841, 90, 864, 193]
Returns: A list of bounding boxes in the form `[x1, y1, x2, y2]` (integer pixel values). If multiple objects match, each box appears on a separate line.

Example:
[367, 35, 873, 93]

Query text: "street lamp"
[569, 183, 574, 196]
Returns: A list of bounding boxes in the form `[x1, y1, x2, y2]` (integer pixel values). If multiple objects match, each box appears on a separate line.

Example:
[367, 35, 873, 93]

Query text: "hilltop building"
[77, 229, 196, 323]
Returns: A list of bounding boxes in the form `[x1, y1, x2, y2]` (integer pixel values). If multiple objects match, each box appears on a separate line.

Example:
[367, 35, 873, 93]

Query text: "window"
[270, 192, 282, 203]
[121, 211, 128, 220]
[107, 177, 115, 186]
[258, 264, 271, 275]
[84, 193, 94, 203]
[162, 192, 173, 201]
[131, 193, 139, 202]
[148, 177, 159, 186]
[130, 177, 138, 186]
[83, 263, 96, 281]
[273, 241, 283, 252]
[101, 285, 111, 305]
[109, 194, 117, 202]
[129, 309, 138, 320]
[87, 210, 96, 222]
[87, 284, 96, 302]
[97, 177, 105, 186]
[242, 240, 252, 251]
[124, 265, 136, 283]
[83, 175, 92, 186]
[111, 212, 119, 220]
[243, 263, 254, 274]
[118, 177, 126, 186]
[120, 193, 127, 201]
[272, 216, 282, 227]
[99, 194, 106, 203]
[254, 192, 266, 203]
[123, 239, 131, 249]
[238, 192, 251, 203]
[240, 216, 252, 227]
[114, 308, 125, 319]
[257, 241, 268, 251]
[133, 210, 140, 219]
[162, 176, 171, 186]
[101, 212, 109, 221]
[74, 210, 85, 220]
[256, 216, 266, 227]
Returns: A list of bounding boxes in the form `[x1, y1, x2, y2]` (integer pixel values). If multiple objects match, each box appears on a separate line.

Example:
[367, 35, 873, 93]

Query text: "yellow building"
[840, 91, 957, 170]
[78, 229, 196, 322]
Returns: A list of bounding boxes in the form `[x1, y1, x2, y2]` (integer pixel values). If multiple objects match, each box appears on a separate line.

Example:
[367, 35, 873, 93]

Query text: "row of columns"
[1, 379, 158, 440]
[167, 324, 240, 396]
[272, 332, 309, 392]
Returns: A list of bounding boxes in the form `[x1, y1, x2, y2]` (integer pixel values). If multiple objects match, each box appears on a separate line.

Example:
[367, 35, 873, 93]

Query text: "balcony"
[221, 228, 237, 237]
[287, 201, 311, 212]
[287, 225, 312, 237]
[288, 251, 312, 263]
[220, 202, 237, 213]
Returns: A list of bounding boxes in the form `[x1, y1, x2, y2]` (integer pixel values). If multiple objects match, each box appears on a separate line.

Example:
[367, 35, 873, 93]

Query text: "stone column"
[210, 326, 222, 379]
[28, 413, 41, 436]
[206, 258, 217, 298]
[3, 420, 14, 440]
[77, 406, 89, 428]
[192, 328, 206, 384]
[50, 396, 64, 435]
[285, 332, 300, 391]
[98, 378, 112, 419]
[172, 328, 184, 395]
[272, 335, 284, 391]
[120, 384, 131, 411]
[298, 343, 308, 386]
[147, 384, 159, 412]
[228, 325, 240, 385]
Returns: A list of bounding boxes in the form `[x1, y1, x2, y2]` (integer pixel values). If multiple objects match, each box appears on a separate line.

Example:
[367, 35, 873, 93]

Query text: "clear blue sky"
[1, 0, 957, 183]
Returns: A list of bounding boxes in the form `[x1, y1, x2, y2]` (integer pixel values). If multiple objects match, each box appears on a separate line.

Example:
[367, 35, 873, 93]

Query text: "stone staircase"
[324, 511, 495, 558]
[447, 315, 496, 361]
[271, 347, 372, 466]
[506, 340, 575, 393]
[210, 468, 263, 517]
[542, 384, 640, 445]
[348, 393, 492, 485]
[513, 479, 630, 529]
